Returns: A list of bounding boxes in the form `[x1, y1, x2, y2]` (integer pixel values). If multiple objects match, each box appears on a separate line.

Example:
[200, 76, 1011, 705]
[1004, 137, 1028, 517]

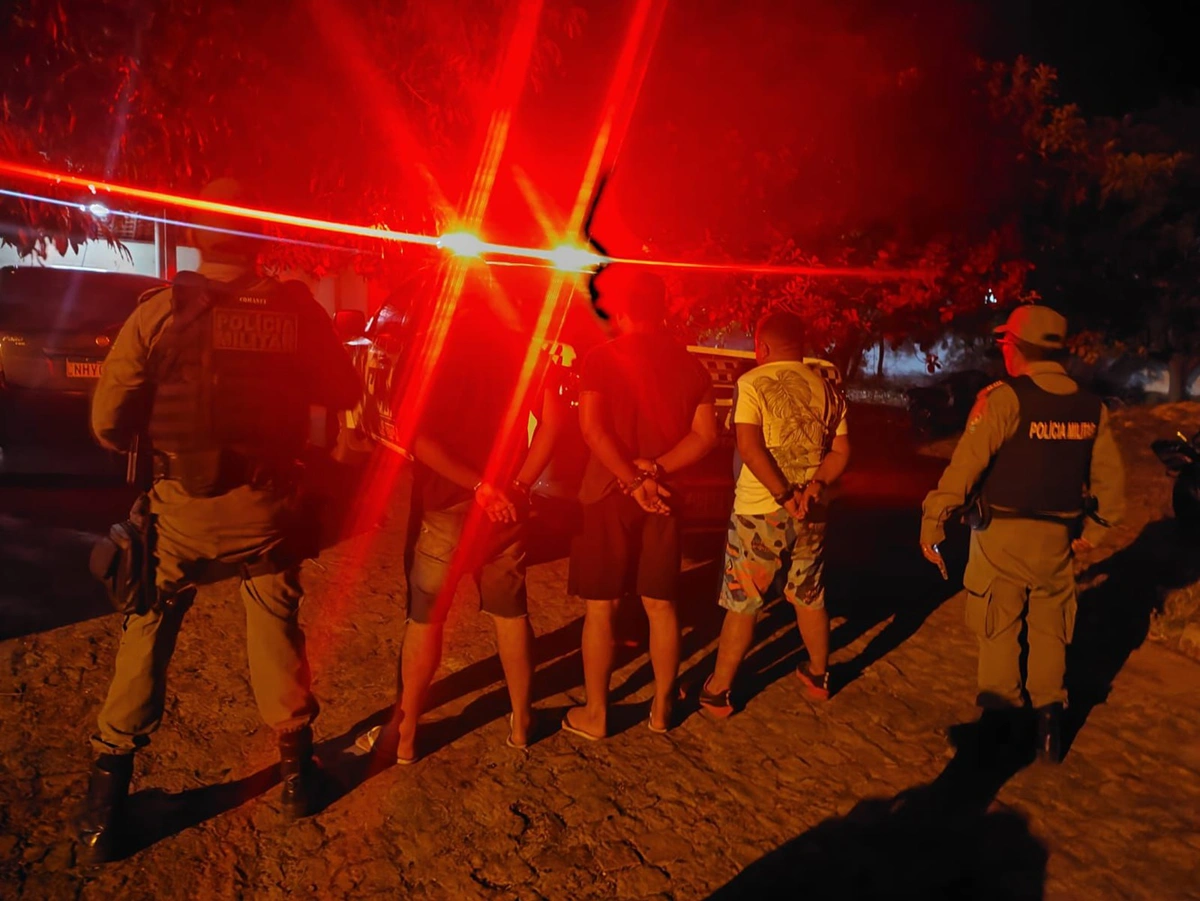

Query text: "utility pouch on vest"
[89, 494, 155, 616]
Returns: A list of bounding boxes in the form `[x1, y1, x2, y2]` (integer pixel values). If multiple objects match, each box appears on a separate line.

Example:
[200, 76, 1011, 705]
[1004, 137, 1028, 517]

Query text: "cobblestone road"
[2, 427, 1198, 900]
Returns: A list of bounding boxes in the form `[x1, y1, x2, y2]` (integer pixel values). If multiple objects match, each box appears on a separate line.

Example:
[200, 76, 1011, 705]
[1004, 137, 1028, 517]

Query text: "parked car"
[0, 266, 166, 473]
[904, 368, 994, 437]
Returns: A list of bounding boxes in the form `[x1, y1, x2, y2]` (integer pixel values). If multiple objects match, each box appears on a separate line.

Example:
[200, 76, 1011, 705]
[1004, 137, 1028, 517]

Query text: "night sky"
[979, 0, 1200, 114]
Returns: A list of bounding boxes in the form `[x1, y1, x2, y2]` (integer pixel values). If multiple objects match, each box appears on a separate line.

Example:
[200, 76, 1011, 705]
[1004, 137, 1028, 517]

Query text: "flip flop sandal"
[648, 685, 686, 733]
[355, 724, 418, 765]
[506, 713, 531, 751]
[698, 676, 735, 721]
[560, 709, 604, 742]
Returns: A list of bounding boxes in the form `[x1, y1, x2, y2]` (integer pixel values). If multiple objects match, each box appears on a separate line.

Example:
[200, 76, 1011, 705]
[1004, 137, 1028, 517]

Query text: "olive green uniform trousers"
[92, 480, 317, 754]
[962, 518, 1077, 710]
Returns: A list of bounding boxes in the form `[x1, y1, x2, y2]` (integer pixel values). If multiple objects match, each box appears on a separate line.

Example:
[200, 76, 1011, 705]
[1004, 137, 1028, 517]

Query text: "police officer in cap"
[920, 305, 1126, 763]
[76, 178, 361, 862]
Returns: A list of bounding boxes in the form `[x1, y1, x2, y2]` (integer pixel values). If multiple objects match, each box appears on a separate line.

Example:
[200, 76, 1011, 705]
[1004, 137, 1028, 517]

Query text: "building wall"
[1, 240, 369, 318]
[0, 239, 159, 274]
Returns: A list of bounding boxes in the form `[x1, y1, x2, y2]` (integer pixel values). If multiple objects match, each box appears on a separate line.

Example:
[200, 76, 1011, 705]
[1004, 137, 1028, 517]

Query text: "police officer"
[76, 179, 361, 862]
[920, 306, 1126, 764]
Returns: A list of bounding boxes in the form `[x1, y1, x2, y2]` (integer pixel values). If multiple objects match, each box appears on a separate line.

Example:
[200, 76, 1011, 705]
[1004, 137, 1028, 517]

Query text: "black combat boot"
[74, 753, 134, 865]
[1035, 703, 1064, 764]
[976, 706, 1036, 766]
[278, 726, 320, 821]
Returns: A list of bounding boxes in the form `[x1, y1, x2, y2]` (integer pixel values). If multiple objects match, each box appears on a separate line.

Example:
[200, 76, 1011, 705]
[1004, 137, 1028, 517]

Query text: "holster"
[89, 494, 157, 616]
[959, 491, 992, 531]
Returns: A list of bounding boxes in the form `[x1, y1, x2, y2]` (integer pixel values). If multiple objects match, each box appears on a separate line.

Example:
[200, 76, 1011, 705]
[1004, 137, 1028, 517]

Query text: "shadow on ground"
[1066, 516, 1200, 755]
[707, 721, 1048, 900]
[115, 765, 281, 860]
[0, 473, 135, 640]
[66, 406, 981, 853]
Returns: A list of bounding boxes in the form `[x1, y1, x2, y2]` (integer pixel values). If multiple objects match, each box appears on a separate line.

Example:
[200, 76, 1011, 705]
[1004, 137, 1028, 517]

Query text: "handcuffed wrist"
[621, 470, 650, 494]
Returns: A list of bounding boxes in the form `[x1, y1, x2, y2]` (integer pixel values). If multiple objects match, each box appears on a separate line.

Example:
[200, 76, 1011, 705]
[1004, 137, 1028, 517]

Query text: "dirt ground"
[1, 406, 1198, 900]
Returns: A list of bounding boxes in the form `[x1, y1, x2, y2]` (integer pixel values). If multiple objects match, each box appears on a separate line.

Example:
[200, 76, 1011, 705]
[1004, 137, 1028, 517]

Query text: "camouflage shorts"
[719, 509, 827, 614]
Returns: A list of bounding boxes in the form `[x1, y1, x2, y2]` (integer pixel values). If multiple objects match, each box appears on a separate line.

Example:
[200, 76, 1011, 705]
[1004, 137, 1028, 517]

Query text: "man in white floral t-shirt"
[700, 310, 851, 718]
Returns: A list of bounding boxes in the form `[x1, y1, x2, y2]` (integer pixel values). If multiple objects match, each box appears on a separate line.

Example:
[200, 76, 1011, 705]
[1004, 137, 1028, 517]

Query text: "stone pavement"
[1, 457, 1199, 900]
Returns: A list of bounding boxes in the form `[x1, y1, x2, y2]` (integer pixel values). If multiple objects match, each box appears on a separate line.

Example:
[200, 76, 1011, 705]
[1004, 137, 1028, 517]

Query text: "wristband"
[511, 479, 531, 499]
[472, 481, 484, 494]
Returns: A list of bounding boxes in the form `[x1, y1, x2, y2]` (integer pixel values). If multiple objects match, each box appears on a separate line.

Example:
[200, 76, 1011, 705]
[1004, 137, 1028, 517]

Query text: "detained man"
[563, 269, 718, 739]
[357, 277, 567, 762]
[700, 310, 851, 718]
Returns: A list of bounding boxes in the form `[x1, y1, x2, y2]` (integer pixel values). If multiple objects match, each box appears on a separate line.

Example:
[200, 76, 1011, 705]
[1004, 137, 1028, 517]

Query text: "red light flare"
[564, 0, 670, 241]
[307, 0, 456, 220]
[304, 0, 548, 657]
[0, 160, 934, 282]
[511, 164, 564, 244]
[610, 255, 937, 281]
[0, 159, 442, 249]
[462, 0, 546, 226]
[467, 0, 672, 548]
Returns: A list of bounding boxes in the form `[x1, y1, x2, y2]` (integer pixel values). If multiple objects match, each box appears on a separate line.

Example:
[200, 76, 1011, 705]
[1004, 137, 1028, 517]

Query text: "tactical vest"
[147, 273, 310, 491]
[983, 375, 1102, 517]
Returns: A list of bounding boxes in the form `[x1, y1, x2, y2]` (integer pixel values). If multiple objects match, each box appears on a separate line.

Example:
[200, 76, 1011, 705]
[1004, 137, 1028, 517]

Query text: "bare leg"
[641, 596, 680, 729]
[705, 609, 757, 695]
[491, 614, 534, 745]
[396, 621, 443, 760]
[795, 605, 830, 675]
[569, 599, 618, 738]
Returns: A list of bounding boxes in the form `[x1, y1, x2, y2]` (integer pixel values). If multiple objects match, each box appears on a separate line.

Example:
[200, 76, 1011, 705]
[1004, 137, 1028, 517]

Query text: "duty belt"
[152, 450, 301, 495]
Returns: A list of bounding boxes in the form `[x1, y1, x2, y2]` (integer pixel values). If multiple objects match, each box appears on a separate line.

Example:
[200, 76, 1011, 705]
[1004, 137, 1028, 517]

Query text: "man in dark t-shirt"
[358, 288, 567, 762]
[563, 269, 718, 740]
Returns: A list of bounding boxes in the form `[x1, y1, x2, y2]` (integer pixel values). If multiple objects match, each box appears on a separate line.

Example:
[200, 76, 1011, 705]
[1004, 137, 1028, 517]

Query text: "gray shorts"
[408, 501, 527, 624]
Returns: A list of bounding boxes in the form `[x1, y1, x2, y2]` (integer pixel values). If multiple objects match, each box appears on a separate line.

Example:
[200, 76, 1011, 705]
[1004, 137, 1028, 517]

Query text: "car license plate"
[66, 360, 105, 378]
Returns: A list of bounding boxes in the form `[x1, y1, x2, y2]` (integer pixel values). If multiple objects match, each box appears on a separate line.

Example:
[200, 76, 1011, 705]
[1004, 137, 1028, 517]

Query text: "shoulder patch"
[966, 383, 1006, 433]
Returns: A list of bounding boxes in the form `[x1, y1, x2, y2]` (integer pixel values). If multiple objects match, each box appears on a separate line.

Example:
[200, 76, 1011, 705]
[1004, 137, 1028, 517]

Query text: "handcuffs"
[775, 478, 827, 506]
[472, 479, 532, 501]
[621, 460, 664, 496]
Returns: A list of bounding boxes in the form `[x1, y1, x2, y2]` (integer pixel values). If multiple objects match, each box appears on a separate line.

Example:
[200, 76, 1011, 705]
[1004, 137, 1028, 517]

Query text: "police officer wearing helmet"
[76, 178, 361, 862]
[920, 305, 1126, 764]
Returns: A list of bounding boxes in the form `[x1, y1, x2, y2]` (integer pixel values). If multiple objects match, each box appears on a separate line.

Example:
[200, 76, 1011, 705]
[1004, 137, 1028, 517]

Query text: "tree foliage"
[3, 0, 1195, 384]
[0, 0, 584, 273]
[988, 56, 1199, 388]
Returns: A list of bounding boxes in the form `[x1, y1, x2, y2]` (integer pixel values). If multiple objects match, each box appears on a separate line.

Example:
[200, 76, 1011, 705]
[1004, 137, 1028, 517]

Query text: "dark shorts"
[408, 501, 527, 624]
[568, 491, 682, 601]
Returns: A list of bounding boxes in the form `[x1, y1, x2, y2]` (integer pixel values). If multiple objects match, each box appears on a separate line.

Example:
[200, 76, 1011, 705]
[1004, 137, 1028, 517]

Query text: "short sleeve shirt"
[416, 311, 543, 511]
[577, 332, 713, 504]
[732, 359, 848, 515]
